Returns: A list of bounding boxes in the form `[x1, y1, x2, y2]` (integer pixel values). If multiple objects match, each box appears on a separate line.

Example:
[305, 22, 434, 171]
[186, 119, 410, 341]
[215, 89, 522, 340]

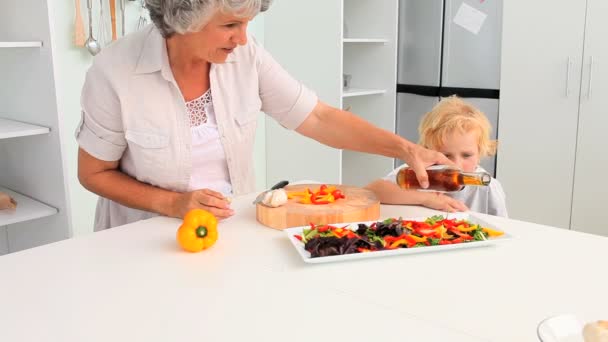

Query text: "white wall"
[47, 2, 266, 236]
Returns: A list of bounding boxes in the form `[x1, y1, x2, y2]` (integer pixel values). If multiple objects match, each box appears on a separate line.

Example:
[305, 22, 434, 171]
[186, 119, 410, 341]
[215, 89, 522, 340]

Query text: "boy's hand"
[421, 192, 468, 212]
[402, 143, 456, 188]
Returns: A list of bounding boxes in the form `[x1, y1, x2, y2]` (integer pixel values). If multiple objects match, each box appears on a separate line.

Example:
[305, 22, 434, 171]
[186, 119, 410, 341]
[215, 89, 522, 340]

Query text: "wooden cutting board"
[256, 184, 380, 230]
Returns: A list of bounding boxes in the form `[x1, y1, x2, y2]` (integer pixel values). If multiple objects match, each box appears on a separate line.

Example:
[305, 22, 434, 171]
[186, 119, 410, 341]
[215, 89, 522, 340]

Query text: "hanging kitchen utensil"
[74, 0, 86, 46]
[84, 0, 101, 55]
[109, 0, 117, 40]
[120, 0, 126, 36]
[98, 0, 109, 46]
[137, 0, 148, 30]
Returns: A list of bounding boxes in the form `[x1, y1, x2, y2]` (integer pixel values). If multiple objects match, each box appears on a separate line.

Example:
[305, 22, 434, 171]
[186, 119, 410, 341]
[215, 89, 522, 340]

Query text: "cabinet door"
[570, 0, 608, 236]
[497, 1, 587, 228]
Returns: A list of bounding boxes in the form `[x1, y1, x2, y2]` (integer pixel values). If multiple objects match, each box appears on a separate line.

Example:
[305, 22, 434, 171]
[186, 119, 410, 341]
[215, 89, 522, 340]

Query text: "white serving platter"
[285, 212, 512, 264]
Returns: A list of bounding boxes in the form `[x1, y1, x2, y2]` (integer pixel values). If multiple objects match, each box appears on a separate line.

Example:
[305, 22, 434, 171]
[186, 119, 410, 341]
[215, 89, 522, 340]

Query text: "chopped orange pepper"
[288, 184, 345, 205]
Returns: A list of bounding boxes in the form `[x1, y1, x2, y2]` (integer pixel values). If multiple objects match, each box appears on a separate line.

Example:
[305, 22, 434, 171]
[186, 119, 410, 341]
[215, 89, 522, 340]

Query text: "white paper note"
[453, 2, 487, 35]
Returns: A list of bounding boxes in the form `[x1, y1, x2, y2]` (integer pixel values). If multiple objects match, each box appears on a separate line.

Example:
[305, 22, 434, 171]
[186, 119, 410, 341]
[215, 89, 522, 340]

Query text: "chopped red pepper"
[294, 234, 303, 241]
[317, 225, 329, 233]
[331, 189, 345, 199]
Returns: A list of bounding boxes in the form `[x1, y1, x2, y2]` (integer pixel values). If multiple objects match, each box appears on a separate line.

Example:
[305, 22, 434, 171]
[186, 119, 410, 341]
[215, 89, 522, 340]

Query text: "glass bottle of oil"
[396, 165, 491, 192]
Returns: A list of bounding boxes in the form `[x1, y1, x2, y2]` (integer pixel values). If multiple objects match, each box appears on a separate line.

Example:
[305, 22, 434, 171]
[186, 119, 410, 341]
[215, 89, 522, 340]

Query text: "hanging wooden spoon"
[109, 0, 117, 40]
[73, 0, 86, 46]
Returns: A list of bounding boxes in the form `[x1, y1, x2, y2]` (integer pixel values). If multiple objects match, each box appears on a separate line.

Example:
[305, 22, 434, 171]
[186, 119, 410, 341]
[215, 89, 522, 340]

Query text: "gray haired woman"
[76, 0, 452, 231]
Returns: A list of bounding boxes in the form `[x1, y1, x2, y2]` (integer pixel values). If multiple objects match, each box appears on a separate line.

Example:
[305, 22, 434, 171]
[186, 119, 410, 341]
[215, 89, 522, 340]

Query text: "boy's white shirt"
[383, 164, 508, 218]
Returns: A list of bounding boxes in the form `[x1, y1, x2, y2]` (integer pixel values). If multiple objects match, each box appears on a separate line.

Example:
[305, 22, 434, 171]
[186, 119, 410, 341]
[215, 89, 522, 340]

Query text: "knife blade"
[252, 180, 289, 205]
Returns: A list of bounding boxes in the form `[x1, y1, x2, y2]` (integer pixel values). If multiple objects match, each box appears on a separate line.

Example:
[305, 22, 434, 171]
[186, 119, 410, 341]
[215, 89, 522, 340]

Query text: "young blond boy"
[366, 96, 508, 217]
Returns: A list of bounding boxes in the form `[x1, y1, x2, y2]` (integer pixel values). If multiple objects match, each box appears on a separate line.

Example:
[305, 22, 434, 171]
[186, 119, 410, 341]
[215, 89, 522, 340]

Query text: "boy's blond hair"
[418, 96, 497, 157]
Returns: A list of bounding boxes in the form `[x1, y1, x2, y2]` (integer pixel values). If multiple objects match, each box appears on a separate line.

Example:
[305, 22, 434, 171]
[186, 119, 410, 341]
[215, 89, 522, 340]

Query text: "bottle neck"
[460, 171, 491, 186]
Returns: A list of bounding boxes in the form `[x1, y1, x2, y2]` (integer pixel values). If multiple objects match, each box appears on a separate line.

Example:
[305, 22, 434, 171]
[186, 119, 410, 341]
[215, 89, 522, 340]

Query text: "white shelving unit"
[340, 0, 398, 186]
[0, 0, 72, 255]
[0, 118, 50, 139]
[0, 41, 43, 48]
[0, 187, 57, 226]
[264, 0, 398, 187]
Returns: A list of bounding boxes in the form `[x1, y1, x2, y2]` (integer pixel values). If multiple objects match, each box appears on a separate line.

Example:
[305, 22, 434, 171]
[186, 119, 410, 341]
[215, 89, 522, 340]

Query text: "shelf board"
[0, 187, 57, 226]
[0, 118, 50, 139]
[0, 41, 43, 48]
[343, 38, 389, 44]
[342, 88, 387, 98]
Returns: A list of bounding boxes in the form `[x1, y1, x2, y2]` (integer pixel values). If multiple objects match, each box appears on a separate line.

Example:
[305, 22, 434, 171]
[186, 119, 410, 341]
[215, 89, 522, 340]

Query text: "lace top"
[186, 89, 212, 126]
[184, 89, 232, 196]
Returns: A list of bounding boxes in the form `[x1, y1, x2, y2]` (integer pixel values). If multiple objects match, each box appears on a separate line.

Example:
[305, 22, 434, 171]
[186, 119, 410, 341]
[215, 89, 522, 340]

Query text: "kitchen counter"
[1, 192, 607, 341]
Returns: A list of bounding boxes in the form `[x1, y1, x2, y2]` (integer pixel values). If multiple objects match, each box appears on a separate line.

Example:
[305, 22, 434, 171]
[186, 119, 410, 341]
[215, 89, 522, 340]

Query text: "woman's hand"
[401, 143, 455, 188]
[171, 189, 234, 220]
[421, 192, 468, 212]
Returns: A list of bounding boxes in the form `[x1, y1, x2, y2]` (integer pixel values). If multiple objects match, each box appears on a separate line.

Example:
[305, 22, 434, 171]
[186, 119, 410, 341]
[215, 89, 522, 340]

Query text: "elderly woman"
[77, 0, 452, 231]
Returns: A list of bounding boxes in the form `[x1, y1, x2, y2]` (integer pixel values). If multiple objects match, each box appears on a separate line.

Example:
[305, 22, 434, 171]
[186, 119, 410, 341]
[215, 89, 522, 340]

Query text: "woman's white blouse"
[76, 25, 318, 230]
[186, 90, 232, 196]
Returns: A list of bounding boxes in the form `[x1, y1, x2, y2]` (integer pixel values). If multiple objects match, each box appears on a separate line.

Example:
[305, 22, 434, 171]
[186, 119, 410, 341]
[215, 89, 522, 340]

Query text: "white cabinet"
[264, 0, 398, 186]
[498, 0, 607, 234]
[0, 0, 72, 254]
[570, 0, 608, 235]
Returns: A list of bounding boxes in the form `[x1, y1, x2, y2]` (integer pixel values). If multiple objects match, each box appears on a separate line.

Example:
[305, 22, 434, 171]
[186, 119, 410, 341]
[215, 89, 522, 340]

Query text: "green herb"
[473, 230, 487, 241]
[429, 238, 441, 246]
[426, 215, 445, 225]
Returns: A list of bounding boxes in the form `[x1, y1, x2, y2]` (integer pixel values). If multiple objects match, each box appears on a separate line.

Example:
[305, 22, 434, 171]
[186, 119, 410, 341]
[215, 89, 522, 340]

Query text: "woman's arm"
[77, 148, 233, 219]
[295, 101, 454, 188]
[365, 179, 468, 212]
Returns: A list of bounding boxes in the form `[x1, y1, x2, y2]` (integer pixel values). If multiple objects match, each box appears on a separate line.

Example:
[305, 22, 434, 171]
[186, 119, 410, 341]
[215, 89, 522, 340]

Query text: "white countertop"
[1, 193, 607, 342]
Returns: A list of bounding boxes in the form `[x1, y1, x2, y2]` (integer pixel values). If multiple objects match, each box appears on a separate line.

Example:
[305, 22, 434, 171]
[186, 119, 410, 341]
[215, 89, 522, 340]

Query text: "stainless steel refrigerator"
[396, 0, 502, 175]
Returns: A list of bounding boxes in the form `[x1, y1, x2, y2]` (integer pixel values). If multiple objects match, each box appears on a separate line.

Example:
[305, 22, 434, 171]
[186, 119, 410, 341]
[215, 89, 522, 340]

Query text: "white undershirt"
[186, 90, 232, 196]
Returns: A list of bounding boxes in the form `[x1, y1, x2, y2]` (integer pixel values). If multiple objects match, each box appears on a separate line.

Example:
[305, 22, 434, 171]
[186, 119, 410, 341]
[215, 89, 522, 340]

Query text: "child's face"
[437, 131, 480, 172]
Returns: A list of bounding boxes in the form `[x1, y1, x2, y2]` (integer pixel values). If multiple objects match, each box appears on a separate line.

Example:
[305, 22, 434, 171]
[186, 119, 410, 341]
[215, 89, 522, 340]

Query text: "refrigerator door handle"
[587, 56, 594, 100]
[565, 57, 572, 98]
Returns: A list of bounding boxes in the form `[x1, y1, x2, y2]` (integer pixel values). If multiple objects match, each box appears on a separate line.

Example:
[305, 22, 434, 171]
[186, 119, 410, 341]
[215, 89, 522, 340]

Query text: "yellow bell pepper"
[409, 235, 427, 243]
[482, 227, 504, 237]
[176, 209, 218, 253]
[456, 224, 478, 232]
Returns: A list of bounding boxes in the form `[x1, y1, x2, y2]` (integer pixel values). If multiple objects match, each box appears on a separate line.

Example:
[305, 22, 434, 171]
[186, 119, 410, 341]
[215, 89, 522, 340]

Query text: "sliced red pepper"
[331, 189, 345, 200]
[345, 231, 357, 239]
[294, 234, 303, 241]
[317, 225, 329, 233]
[403, 235, 417, 245]
[448, 229, 473, 240]
[439, 240, 452, 245]
[383, 235, 401, 244]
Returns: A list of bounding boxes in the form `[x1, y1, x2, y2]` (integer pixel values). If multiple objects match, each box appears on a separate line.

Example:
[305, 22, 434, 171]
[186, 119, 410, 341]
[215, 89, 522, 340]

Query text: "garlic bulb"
[583, 321, 608, 342]
[262, 189, 288, 208]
